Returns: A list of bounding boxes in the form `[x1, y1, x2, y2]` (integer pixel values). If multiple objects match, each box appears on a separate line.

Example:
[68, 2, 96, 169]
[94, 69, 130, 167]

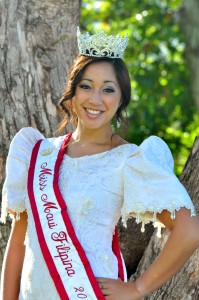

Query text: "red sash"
[28, 133, 125, 299]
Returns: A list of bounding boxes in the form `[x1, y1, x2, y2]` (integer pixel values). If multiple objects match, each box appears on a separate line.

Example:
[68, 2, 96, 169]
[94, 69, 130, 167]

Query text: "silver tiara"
[77, 27, 128, 59]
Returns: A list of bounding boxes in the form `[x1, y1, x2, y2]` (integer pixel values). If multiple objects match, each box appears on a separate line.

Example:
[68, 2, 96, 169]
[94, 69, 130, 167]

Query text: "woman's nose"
[88, 90, 102, 104]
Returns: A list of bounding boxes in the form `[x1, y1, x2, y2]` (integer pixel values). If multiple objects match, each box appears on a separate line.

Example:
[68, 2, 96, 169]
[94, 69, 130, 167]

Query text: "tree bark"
[175, 0, 199, 114]
[0, 0, 80, 272]
[131, 137, 199, 300]
[118, 219, 154, 278]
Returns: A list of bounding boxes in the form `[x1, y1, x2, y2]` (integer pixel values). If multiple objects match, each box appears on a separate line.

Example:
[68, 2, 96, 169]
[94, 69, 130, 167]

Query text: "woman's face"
[72, 61, 122, 131]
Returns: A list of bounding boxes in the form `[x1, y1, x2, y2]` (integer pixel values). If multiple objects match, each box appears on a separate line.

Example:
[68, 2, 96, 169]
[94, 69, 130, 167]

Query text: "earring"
[117, 120, 121, 129]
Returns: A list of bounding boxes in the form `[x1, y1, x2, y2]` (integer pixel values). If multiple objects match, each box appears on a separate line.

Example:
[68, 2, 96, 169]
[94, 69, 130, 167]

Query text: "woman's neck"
[66, 126, 116, 158]
[72, 126, 114, 146]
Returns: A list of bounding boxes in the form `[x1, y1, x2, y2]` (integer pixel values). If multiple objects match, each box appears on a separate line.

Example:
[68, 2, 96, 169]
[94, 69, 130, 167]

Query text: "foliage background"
[81, 0, 199, 175]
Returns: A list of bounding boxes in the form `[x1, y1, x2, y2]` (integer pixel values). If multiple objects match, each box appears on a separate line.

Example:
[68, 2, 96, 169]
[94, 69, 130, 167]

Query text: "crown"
[77, 27, 128, 59]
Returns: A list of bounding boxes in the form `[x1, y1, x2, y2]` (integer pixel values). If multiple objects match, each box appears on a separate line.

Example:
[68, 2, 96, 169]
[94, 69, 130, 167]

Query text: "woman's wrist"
[134, 278, 148, 299]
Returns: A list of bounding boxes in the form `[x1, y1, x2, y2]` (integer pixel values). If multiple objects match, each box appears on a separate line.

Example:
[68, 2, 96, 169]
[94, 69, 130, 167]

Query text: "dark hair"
[58, 54, 131, 132]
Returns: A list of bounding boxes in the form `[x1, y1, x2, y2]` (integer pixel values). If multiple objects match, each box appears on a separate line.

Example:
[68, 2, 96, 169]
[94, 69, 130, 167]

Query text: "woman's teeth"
[86, 108, 102, 115]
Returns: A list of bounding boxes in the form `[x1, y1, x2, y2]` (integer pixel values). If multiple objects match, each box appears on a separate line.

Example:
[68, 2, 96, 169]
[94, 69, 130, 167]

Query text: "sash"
[28, 133, 125, 300]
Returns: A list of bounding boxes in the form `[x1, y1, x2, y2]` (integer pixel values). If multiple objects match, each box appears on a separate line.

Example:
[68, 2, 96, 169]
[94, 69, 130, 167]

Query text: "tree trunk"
[0, 0, 80, 272]
[118, 219, 154, 278]
[175, 0, 199, 114]
[131, 137, 199, 300]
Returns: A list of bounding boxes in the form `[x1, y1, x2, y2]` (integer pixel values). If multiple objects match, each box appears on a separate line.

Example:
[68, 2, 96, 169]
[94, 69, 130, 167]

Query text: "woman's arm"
[97, 208, 199, 300]
[0, 211, 27, 300]
[134, 208, 199, 297]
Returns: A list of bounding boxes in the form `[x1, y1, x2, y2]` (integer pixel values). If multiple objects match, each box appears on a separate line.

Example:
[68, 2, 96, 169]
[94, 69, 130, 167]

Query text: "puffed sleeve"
[1, 127, 44, 223]
[121, 136, 196, 237]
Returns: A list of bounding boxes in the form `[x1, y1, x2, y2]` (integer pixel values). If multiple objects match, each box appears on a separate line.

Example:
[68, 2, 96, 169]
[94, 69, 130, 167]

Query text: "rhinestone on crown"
[77, 27, 128, 59]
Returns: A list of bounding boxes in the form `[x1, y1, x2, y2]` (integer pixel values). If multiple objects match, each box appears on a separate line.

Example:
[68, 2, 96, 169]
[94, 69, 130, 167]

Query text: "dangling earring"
[117, 120, 121, 129]
[117, 100, 122, 129]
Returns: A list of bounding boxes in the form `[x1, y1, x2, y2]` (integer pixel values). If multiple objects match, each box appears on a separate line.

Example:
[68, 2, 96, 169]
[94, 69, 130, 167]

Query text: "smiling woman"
[1, 28, 199, 300]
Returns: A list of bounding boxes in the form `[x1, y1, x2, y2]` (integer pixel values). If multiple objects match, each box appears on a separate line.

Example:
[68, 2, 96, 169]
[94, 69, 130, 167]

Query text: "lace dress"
[1, 127, 195, 300]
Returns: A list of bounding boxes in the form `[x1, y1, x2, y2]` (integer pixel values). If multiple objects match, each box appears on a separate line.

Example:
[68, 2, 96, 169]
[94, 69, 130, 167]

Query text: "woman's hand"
[96, 277, 142, 300]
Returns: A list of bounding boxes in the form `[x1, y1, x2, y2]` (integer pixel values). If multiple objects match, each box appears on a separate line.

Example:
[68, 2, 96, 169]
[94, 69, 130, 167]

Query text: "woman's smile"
[84, 107, 105, 118]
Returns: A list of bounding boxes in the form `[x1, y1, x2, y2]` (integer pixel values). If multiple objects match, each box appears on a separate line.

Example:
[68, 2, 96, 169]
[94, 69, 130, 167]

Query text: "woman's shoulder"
[140, 135, 170, 150]
[139, 135, 174, 169]
[8, 127, 45, 162]
[11, 127, 44, 145]
[10, 127, 69, 158]
[113, 134, 170, 153]
[113, 133, 172, 147]
[122, 135, 174, 172]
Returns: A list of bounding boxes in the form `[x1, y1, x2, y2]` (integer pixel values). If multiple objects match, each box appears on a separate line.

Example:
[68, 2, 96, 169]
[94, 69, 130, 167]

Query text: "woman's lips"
[84, 108, 104, 118]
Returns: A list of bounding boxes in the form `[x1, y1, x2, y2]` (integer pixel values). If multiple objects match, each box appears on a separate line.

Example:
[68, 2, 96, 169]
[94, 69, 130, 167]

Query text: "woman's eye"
[103, 88, 115, 93]
[79, 84, 91, 90]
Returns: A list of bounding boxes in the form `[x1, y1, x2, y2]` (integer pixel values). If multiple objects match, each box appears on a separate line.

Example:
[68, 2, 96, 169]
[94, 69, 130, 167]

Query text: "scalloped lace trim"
[0, 206, 26, 223]
[122, 206, 196, 238]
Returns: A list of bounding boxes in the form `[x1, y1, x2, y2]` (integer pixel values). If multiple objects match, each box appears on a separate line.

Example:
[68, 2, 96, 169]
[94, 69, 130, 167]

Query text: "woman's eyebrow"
[104, 80, 118, 85]
[80, 78, 93, 83]
[81, 78, 118, 86]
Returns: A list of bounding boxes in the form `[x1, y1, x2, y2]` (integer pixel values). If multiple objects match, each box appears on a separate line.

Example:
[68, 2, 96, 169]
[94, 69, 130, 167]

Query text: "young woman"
[1, 29, 199, 300]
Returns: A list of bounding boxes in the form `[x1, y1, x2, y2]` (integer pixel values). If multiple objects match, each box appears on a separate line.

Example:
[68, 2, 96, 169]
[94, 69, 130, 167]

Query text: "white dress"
[1, 127, 195, 300]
